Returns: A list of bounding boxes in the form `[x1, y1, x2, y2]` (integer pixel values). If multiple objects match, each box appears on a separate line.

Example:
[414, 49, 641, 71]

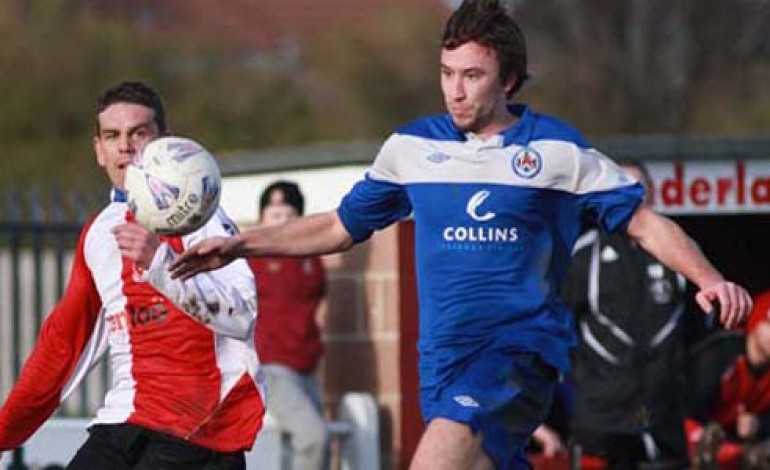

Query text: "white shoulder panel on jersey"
[368, 134, 636, 196]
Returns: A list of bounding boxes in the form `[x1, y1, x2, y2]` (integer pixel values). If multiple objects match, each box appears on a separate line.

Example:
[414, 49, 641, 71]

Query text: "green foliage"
[302, 7, 445, 139]
[1, 0, 768, 192]
[0, 0, 321, 191]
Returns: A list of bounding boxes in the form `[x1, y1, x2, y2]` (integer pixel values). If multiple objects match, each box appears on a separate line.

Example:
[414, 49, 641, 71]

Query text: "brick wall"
[318, 223, 403, 468]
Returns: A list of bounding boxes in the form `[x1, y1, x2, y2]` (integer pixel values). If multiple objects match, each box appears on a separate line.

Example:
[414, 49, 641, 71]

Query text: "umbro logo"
[453, 395, 480, 408]
[426, 152, 451, 164]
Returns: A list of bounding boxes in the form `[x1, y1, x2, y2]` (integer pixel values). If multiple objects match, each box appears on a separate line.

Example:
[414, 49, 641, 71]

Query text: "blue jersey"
[337, 104, 643, 389]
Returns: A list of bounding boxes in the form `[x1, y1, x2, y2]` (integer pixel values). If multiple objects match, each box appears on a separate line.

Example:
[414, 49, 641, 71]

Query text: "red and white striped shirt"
[0, 193, 264, 453]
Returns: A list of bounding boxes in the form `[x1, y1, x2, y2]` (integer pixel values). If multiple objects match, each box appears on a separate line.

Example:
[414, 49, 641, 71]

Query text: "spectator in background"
[688, 290, 770, 469]
[249, 181, 329, 470]
[561, 161, 693, 469]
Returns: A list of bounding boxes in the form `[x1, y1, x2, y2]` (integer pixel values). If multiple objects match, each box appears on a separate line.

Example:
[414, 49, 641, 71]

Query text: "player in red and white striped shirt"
[0, 81, 264, 469]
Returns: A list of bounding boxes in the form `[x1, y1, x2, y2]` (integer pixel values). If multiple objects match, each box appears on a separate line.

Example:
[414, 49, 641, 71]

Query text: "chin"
[451, 117, 473, 133]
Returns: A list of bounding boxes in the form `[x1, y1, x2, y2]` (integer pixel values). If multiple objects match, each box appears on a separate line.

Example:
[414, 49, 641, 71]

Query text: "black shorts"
[67, 424, 245, 470]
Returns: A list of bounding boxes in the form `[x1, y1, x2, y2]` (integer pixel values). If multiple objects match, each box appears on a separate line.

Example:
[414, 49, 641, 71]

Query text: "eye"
[131, 128, 152, 141]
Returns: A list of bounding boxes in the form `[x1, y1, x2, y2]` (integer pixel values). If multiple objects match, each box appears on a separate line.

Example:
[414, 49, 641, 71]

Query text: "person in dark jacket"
[688, 290, 770, 469]
[561, 161, 696, 469]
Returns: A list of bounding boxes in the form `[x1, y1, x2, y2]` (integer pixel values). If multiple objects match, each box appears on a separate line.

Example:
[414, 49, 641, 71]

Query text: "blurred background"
[1, 0, 768, 192]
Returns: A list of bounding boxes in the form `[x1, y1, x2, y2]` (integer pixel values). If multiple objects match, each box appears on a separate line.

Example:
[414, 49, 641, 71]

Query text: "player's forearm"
[235, 211, 354, 258]
[629, 208, 724, 289]
[148, 246, 257, 339]
[176, 274, 256, 339]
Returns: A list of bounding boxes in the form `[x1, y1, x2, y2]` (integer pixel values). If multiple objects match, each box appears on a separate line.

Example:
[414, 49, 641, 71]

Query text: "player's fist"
[695, 281, 752, 329]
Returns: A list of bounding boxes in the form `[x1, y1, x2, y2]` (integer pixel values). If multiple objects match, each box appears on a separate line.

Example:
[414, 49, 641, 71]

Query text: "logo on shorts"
[453, 395, 480, 408]
[511, 147, 542, 179]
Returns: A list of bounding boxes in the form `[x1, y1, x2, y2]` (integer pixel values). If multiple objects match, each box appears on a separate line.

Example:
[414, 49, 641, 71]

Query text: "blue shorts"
[420, 350, 558, 469]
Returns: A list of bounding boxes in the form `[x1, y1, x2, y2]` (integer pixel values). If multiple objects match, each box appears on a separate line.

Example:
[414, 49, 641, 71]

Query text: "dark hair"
[95, 81, 167, 134]
[442, 0, 528, 98]
[259, 180, 305, 216]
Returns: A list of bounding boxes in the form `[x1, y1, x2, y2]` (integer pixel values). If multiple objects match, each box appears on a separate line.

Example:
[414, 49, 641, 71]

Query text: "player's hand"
[695, 280, 752, 329]
[736, 404, 760, 440]
[532, 425, 565, 458]
[169, 236, 238, 280]
[112, 222, 161, 270]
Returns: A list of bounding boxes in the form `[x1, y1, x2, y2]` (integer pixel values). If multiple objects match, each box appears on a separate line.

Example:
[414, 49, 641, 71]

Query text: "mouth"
[450, 107, 471, 119]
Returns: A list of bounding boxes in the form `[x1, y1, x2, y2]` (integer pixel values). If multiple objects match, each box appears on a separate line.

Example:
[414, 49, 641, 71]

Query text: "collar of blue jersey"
[499, 103, 535, 147]
[111, 188, 128, 202]
[448, 103, 534, 147]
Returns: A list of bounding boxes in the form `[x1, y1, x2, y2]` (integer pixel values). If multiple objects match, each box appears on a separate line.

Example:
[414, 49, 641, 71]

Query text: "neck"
[474, 107, 517, 139]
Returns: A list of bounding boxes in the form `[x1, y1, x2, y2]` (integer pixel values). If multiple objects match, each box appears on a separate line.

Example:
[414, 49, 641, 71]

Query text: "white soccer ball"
[125, 136, 221, 236]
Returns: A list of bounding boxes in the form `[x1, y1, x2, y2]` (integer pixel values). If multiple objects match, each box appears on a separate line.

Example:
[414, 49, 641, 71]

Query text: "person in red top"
[688, 290, 770, 468]
[248, 180, 329, 470]
[0, 81, 264, 469]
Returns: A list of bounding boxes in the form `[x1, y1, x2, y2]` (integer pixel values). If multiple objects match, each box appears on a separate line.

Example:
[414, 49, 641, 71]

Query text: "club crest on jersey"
[511, 147, 542, 179]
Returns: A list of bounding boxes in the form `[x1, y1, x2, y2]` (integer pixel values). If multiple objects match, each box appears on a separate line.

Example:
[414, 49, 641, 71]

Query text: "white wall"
[220, 165, 368, 226]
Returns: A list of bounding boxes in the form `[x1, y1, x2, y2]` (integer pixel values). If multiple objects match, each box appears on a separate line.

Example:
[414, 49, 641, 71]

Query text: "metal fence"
[0, 187, 106, 419]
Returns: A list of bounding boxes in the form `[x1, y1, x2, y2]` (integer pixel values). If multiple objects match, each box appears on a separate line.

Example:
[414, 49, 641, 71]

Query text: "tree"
[513, 0, 770, 134]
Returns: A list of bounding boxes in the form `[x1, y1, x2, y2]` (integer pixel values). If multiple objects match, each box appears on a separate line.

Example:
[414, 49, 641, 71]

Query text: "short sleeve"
[337, 136, 412, 243]
[574, 148, 644, 234]
[337, 176, 412, 243]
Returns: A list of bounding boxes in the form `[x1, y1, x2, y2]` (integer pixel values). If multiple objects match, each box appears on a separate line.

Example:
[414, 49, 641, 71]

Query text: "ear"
[504, 74, 518, 95]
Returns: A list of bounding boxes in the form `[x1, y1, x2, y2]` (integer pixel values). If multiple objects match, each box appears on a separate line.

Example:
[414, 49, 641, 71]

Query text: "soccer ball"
[125, 136, 221, 236]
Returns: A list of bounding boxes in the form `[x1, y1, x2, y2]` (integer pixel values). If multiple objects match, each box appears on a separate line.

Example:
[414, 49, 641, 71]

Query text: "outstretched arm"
[626, 205, 751, 328]
[170, 211, 354, 280]
[114, 211, 260, 339]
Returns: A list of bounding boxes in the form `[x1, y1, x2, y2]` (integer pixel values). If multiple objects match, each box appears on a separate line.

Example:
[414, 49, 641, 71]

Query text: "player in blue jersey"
[169, 1, 751, 468]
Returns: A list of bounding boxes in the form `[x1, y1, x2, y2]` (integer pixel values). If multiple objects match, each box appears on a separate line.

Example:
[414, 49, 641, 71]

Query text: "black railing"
[0, 187, 106, 420]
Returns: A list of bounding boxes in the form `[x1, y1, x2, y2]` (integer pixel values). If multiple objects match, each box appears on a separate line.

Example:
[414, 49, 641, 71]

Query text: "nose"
[450, 76, 466, 101]
[118, 134, 135, 154]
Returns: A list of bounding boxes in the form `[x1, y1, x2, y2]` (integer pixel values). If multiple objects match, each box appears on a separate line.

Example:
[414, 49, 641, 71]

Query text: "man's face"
[440, 41, 515, 136]
[260, 203, 298, 227]
[94, 103, 160, 189]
